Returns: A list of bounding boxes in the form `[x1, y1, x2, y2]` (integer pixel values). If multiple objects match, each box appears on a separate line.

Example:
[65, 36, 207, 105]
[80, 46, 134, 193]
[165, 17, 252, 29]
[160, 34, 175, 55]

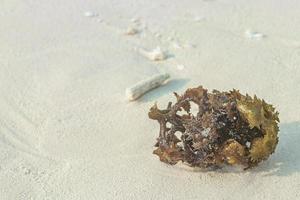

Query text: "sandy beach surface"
[0, 0, 300, 199]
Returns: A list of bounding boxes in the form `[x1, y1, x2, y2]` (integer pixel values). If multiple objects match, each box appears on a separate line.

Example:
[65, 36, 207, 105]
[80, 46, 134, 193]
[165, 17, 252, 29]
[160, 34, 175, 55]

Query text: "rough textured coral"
[149, 86, 279, 169]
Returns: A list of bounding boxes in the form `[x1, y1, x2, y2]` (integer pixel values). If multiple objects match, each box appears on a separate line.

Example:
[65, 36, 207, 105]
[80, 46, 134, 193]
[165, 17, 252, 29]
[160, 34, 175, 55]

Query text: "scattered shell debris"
[139, 47, 168, 61]
[245, 30, 266, 40]
[84, 11, 98, 18]
[126, 73, 170, 101]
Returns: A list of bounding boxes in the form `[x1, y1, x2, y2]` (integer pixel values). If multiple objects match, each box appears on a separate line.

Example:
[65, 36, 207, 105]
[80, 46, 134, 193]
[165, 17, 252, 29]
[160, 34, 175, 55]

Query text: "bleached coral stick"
[126, 73, 170, 101]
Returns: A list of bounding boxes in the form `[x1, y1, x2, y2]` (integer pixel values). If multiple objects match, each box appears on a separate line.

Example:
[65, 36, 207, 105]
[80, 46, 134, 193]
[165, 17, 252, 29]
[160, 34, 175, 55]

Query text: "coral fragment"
[149, 86, 279, 169]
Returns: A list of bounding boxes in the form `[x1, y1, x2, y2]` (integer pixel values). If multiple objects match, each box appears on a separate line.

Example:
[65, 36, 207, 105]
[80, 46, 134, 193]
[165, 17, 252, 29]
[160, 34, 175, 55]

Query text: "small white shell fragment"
[154, 32, 161, 38]
[126, 73, 170, 101]
[139, 47, 168, 61]
[125, 27, 139, 35]
[140, 23, 148, 30]
[194, 16, 205, 22]
[167, 36, 174, 41]
[245, 30, 266, 39]
[84, 11, 98, 17]
[97, 18, 104, 23]
[172, 42, 182, 49]
[131, 17, 140, 23]
[201, 128, 211, 137]
[184, 43, 197, 48]
[246, 141, 251, 148]
[177, 64, 185, 70]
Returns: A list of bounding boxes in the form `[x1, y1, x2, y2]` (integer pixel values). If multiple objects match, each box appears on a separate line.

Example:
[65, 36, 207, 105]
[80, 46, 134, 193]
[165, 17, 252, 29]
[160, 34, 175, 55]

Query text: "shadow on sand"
[251, 121, 300, 176]
[139, 78, 190, 102]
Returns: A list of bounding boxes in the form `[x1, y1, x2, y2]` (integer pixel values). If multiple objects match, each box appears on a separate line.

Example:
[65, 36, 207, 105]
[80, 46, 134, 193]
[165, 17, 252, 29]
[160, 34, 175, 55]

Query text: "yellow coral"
[237, 95, 265, 129]
[249, 120, 279, 162]
[237, 95, 279, 163]
[221, 139, 246, 165]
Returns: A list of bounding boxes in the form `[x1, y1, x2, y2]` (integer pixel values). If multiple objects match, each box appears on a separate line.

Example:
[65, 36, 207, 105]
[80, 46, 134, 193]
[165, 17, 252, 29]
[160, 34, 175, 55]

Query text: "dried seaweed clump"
[149, 86, 279, 169]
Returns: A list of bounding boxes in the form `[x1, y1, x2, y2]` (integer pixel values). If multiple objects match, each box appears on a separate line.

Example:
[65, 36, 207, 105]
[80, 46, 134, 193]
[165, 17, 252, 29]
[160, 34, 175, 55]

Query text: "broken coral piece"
[126, 73, 170, 101]
[149, 86, 279, 169]
[84, 11, 98, 18]
[125, 27, 139, 35]
[139, 47, 168, 61]
[245, 30, 266, 40]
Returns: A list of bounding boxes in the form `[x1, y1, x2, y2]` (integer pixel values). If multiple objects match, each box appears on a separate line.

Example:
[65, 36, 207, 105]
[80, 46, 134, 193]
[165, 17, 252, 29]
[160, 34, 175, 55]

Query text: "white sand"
[0, 0, 300, 199]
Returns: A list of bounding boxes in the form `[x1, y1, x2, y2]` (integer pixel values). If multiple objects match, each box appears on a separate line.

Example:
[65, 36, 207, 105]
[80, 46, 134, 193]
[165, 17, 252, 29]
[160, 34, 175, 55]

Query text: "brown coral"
[149, 86, 279, 169]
